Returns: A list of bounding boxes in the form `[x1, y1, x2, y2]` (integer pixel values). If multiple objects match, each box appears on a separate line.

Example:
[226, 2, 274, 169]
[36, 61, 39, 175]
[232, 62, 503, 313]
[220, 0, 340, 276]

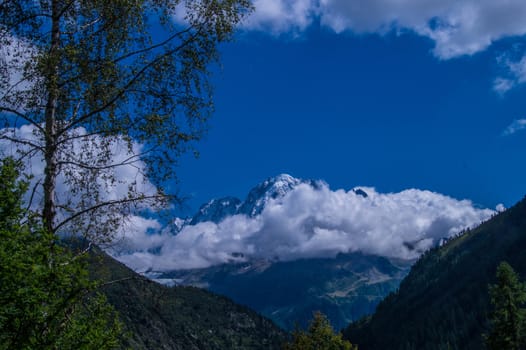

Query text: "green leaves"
[0, 158, 124, 349]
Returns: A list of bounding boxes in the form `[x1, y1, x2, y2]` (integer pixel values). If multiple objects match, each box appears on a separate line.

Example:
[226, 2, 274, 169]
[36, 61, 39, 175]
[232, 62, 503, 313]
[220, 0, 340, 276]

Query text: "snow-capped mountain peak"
[237, 174, 303, 217]
[189, 196, 241, 225]
[174, 174, 308, 227]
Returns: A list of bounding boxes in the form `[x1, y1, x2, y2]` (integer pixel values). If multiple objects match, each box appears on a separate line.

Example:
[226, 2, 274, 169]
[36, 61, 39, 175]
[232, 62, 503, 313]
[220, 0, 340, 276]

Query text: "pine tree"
[283, 312, 358, 350]
[485, 261, 526, 350]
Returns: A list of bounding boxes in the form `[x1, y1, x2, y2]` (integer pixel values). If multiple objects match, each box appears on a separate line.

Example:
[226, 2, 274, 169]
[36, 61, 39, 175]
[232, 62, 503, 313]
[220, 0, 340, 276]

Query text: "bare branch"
[0, 107, 45, 133]
[57, 156, 143, 171]
[0, 133, 44, 152]
[53, 194, 167, 233]
[23, 178, 42, 218]
[112, 25, 195, 65]
[63, 28, 203, 134]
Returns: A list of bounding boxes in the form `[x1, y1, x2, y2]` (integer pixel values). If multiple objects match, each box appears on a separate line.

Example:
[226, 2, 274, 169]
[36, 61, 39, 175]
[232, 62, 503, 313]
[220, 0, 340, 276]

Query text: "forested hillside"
[88, 249, 286, 350]
[343, 196, 526, 350]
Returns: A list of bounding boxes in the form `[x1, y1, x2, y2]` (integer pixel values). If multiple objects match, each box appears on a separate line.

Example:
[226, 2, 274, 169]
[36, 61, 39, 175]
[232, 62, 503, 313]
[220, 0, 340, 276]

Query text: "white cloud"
[116, 182, 494, 272]
[109, 215, 163, 254]
[242, 0, 317, 34]
[242, 0, 526, 59]
[502, 119, 526, 136]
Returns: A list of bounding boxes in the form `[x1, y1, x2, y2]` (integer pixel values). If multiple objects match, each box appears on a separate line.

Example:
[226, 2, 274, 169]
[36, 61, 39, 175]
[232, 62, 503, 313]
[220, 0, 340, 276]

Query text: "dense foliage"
[0, 158, 123, 349]
[343, 196, 526, 349]
[283, 312, 357, 350]
[0, 155, 284, 349]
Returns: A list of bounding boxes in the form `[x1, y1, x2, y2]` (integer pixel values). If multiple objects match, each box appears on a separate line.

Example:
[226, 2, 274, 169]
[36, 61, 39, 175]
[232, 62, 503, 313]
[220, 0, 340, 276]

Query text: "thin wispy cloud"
[494, 54, 526, 94]
[493, 77, 516, 95]
[502, 119, 526, 136]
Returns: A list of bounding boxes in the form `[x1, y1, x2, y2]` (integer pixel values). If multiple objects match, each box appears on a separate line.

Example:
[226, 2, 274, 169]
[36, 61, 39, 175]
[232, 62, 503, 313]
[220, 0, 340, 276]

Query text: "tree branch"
[62, 28, 203, 134]
[0, 106, 45, 133]
[0, 133, 44, 152]
[53, 194, 166, 233]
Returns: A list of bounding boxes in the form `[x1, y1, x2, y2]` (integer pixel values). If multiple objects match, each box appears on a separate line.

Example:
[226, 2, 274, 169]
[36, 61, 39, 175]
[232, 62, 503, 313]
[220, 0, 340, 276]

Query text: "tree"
[485, 261, 526, 350]
[0, 157, 124, 349]
[0, 0, 252, 240]
[283, 312, 358, 350]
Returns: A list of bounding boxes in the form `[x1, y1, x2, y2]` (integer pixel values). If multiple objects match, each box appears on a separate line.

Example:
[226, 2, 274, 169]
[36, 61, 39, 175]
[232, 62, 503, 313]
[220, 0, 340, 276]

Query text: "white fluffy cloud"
[242, 0, 526, 59]
[117, 182, 495, 272]
[242, 0, 316, 34]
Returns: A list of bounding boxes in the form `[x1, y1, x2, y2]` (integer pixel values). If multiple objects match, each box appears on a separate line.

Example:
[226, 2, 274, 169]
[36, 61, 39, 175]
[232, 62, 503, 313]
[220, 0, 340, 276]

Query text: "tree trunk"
[43, 0, 60, 234]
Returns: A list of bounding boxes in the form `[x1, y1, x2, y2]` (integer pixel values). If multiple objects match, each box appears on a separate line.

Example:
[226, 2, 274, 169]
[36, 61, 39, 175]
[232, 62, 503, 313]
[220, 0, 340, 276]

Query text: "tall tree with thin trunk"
[0, 0, 252, 240]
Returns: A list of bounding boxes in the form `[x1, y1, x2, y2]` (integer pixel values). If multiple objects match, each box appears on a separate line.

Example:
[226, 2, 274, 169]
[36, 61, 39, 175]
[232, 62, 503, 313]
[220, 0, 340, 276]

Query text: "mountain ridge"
[88, 247, 286, 349]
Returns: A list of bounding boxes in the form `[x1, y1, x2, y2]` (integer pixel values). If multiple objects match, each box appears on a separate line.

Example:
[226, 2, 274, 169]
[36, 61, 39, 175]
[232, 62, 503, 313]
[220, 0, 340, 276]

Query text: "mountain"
[161, 175, 411, 330]
[236, 174, 309, 217]
[88, 247, 286, 349]
[342, 195, 526, 350]
[113, 173, 495, 336]
[158, 252, 411, 331]
[151, 174, 492, 332]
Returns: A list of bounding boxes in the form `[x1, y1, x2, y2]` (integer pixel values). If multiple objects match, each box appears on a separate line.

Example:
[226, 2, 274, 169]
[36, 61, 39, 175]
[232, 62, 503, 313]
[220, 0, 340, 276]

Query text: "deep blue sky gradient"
[173, 27, 526, 214]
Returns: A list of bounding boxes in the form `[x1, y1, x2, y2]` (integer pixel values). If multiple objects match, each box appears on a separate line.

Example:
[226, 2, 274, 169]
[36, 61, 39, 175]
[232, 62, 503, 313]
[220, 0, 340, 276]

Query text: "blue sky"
[174, 1, 526, 214]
